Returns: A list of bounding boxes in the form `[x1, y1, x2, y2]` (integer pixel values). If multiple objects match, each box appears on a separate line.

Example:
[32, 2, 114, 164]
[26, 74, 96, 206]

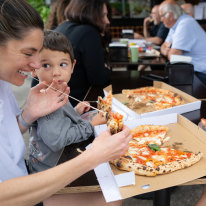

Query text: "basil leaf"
[148, 144, 161, 152]
[123, 102, 128, 105]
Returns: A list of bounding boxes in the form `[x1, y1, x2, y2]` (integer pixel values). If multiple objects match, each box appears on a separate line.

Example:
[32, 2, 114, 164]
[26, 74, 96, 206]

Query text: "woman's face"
[0, 29, 44, 86]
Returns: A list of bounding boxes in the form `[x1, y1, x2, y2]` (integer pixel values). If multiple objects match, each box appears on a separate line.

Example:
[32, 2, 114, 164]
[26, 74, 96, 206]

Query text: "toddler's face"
[33, 49, 75, 88]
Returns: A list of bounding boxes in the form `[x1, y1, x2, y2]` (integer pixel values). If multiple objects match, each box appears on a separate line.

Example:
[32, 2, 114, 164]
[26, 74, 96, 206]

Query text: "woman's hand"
[75, 101, 90, 115]
[22, 80, 70, 124]
[85, 126, 131, 166]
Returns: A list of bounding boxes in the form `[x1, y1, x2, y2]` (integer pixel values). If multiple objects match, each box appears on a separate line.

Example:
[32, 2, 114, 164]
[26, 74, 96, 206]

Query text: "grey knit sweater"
[28, 102, 94, 173]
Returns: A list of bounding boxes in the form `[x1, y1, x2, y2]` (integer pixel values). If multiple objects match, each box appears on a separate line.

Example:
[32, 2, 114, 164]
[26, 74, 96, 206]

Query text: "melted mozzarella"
[138, 156, 147, 161]
[134, 96, 143, 102]
[152, 155, 166, 162]
[142, 151, 150, 155]
[146, 161, 154, 167]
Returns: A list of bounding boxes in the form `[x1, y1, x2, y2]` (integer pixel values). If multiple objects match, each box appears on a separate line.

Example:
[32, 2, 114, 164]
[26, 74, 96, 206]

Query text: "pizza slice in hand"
[97, 91, 113, 113]
[106, 112, 124, 135]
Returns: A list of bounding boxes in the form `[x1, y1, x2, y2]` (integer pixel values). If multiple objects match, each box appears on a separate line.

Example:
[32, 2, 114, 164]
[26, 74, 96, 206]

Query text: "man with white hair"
[134, 5, 169, 45]
[160, 1, 206, 85]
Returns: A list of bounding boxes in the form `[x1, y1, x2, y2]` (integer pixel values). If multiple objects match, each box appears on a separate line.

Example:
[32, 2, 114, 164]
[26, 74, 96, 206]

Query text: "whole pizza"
[122, 87, 184, 113]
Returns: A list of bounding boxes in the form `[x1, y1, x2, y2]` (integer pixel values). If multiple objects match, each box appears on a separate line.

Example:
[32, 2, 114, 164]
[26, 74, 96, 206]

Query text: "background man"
[134, 5, 169, 45]
[160, 1, 206, 85]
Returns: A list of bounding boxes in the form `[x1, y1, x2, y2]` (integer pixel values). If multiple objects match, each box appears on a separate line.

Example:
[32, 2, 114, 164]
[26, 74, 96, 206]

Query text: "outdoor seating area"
[2, 0, 206, 206]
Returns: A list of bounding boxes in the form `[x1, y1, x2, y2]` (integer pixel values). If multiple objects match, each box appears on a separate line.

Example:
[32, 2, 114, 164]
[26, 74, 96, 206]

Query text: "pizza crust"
[112, 152, 203, 176]
[111, 156, 156, 176]
[156, 152, 203, 175]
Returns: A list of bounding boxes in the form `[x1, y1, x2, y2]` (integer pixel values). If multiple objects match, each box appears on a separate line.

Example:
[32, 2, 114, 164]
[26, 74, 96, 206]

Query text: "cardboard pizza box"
[94, 113, 206, 201]
[103, 81, 201, 119]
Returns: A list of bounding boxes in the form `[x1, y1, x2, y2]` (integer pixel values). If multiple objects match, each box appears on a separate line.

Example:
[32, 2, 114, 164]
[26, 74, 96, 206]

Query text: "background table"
[109, 56, 167, 69]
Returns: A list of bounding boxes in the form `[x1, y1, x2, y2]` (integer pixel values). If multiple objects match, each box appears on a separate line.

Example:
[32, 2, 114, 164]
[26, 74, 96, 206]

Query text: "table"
[57, 70, 206, 205]
[109, 56, 168, 69]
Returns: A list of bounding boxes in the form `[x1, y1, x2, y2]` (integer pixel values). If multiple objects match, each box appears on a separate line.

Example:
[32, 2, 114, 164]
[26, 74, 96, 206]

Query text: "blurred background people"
[55, 0, 111, 106]
[181, 3, 194, 17]
[160, 1, 206, 85]
[134, 5, 169, 45]
[45, 0, 71, 29]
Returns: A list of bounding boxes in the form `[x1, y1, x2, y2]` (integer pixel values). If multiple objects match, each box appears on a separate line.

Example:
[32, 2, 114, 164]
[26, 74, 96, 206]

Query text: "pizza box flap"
[103, 82, 201, 118]
[104, 85, 112, 94]
[105, 114, 206, 199]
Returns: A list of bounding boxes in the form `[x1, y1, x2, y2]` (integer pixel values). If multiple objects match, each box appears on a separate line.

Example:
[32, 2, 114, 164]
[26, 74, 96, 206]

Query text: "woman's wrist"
[18, 110, 35, 128]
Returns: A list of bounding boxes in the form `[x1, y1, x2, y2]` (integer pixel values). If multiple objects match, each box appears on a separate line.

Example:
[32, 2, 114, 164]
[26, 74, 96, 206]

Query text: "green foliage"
[27, 0, 50, 23]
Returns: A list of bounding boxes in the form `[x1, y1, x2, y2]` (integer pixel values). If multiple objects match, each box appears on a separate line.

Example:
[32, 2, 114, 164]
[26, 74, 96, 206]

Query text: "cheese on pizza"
[106, 112, 123, 135]
[130, 125, 170, 145]
[97, 91, 113, 113]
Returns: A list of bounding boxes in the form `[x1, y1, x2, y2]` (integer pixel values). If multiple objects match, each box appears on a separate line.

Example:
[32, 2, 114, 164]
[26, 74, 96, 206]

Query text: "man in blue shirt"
[160, 1, 206, 85]
[134, 5, 169, 45]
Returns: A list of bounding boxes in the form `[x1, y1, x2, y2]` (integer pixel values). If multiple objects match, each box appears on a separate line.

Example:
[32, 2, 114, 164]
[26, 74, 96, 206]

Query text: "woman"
[45, 0, 71, 30]
[55, 0, 111, 106]
[0, 0, 130, 205]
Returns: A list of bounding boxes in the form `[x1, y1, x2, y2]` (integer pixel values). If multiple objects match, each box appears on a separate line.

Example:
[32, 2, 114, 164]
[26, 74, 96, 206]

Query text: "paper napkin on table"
[170, 55, 192, 64]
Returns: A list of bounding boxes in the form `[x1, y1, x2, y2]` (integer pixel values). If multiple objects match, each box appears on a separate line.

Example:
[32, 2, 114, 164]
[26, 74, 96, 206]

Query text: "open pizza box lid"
[94, 113, 206, 201]
[103, 82, 201, 120]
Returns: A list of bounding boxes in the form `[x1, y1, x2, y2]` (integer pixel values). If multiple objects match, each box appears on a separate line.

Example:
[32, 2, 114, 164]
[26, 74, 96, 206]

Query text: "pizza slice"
[111, 142, 203, 176]
[97, 91, 113, 113]
[130, 125, 170, 146]
[106, 112, 123, 135]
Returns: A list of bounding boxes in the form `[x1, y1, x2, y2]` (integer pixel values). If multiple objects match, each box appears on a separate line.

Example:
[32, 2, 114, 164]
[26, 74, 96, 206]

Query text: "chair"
[165, 62, 194, 85]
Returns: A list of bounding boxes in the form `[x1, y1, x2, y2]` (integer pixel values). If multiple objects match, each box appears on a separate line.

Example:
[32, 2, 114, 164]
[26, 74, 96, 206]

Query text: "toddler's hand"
[76, 101, 90, 115]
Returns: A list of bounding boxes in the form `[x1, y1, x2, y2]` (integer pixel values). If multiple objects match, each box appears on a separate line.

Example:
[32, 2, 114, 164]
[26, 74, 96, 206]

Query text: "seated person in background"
[181, 3, 194, 17]
[160, 1, 206, 85]
[134, 5, 169, 45]
[55, 0, 111, 106]
[45, 0, 71, 30]
[28, 30, 106, 174]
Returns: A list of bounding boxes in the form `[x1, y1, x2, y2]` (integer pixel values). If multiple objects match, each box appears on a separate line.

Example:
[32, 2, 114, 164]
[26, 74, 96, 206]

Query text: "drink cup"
[130, 45, 139, 63]
[120, 38, 129, 46]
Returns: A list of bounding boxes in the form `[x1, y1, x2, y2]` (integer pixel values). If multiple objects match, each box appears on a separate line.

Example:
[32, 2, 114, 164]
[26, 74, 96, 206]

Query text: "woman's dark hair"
[45, 0, 71, 30]
[43, 30, 74, 63]
[65, 0, 110, 33]
[0, 0, 44, 46]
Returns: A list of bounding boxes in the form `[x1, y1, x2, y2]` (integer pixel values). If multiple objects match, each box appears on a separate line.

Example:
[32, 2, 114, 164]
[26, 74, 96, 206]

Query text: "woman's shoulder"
[56, 21, 99, 35]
